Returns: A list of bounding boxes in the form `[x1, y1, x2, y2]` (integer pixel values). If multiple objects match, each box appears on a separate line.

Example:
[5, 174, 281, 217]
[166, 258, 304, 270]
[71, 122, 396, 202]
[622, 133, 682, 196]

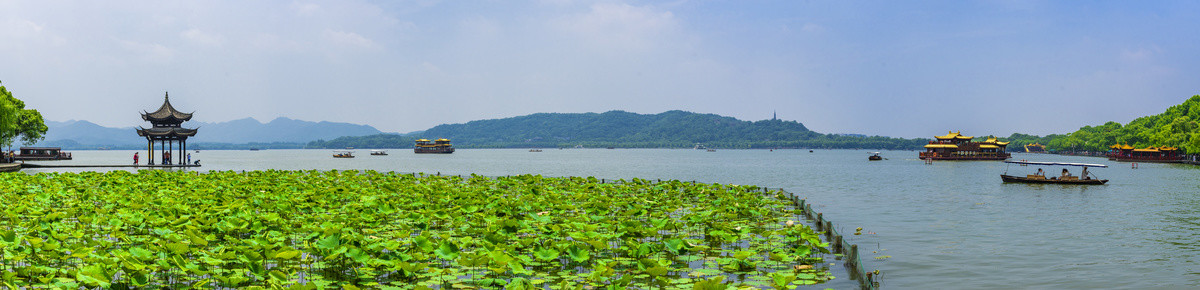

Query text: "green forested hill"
[1008, 95, 1200, 153]
[307, 110, 928, 149]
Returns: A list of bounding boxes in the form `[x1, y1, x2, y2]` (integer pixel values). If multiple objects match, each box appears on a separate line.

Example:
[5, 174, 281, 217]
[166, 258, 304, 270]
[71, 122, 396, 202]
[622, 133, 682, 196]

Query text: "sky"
[2, 0, 1199, 138]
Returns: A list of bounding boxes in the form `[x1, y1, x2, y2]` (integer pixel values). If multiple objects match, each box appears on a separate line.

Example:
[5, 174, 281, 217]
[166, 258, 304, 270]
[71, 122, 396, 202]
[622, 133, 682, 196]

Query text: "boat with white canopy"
[1001, 161, 1108, 185]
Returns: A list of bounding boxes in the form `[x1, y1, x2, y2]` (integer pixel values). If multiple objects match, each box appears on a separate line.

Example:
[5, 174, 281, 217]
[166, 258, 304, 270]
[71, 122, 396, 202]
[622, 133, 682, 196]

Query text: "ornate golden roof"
[924, 144, 959, 149]
[1133, 147, 1161, 152]
[979, 144, 1000, 149]
[415, 139, 430, 142]
[935, 131, 961, 140]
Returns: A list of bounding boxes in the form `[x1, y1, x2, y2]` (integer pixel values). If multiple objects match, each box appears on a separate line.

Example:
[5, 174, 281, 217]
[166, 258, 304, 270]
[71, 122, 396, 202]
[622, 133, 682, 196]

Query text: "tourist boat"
[333, 150, 355, 158]
[370, 150, 388, 156]
[1106, 144, 1184, 163]
[918, 131, 1010, 161]
[12, 147, 72, 161]
[1024, 143, 1047, 153]
[1001, 161, 1107, 185]
[415, 138, 455, 154]
[694, 144, 707, 150]
[868, 152, 882, 161]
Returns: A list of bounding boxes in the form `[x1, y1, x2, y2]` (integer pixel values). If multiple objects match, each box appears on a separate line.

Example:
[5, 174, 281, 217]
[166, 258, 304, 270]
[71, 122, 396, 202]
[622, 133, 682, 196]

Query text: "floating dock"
[0, 163, 20, 172]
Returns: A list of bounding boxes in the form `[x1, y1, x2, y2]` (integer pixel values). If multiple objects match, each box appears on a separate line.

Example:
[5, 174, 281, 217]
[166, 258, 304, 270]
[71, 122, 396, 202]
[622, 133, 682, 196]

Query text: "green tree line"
[1005, 95, 1200, 154]
[307, 110, 930, 149]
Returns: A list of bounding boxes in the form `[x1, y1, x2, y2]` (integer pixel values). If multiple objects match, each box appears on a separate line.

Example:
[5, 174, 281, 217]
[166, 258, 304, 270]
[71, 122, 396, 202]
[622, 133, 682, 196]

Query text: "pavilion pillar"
[169, 140, 173, 165]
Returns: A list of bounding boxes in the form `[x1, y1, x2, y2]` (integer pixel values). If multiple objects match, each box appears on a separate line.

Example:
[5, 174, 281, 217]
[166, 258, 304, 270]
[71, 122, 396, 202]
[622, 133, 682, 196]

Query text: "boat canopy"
[1003, 161, 1107, 168]
[870, 152, 881, 154]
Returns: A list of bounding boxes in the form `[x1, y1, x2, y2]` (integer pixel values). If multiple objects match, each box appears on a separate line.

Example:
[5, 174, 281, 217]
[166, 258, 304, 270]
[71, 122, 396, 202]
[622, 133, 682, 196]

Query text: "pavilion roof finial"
[141, 91, 193, 123]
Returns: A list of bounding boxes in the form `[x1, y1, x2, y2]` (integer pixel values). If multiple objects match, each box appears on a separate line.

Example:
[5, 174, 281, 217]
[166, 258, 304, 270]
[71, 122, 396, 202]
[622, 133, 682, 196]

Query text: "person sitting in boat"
[1061, 168, 1072, 178]
[1036, 168, 1044, 176]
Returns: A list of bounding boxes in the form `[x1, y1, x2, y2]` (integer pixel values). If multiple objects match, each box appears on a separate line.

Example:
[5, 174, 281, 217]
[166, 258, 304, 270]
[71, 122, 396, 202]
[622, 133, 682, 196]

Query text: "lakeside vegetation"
[1006, 95, 1200, 154]
[308, 110, 928, 149]
[0, 170, 831, 288]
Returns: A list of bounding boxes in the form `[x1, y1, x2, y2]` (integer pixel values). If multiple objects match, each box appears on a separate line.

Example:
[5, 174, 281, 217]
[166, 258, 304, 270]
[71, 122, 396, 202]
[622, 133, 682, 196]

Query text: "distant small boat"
[249, 148, 261, 151]
[333, 150, 355, 158]
[529, 149, 542, 152]
[869, 152, 883, 161]
[706, 149, 716, 152]
[809, 150, 814, 153]
[606, 147, 615, 149]
[574, 145, 584, 149]
[370, 150, 388, 156]
[694, 143, 707, 150]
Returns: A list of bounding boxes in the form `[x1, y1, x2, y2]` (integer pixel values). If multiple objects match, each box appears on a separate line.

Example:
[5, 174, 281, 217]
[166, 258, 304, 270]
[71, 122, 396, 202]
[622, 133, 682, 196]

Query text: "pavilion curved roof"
[142, 92, 193, 123]
[136, 127, 198, 137]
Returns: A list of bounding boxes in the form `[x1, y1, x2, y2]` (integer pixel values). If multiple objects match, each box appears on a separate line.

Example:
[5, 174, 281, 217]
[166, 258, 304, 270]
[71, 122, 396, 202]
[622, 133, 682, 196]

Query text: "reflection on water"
[17, 149, 1200, 288]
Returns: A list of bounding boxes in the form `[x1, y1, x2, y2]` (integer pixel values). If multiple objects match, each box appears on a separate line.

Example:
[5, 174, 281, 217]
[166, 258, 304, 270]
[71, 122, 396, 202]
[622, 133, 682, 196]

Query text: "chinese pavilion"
[136, 92, 197, 165]
[1106, 144, 1184, 163]
[918, 131, 1010, 160]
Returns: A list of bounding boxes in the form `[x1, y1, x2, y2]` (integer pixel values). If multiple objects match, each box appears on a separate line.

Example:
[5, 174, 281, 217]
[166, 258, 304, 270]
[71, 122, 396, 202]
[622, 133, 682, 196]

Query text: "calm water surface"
[19, 149, 1200, 288]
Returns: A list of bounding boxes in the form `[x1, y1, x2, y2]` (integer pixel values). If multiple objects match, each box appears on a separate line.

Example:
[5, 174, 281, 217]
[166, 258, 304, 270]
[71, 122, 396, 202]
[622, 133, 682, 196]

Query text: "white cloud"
[291, 2, 321, 16]
[1120, 45, 1161, 63]
[321, 29, 380, 49]
[801, 23, 824, 33]
[117, 39, 175, 63]
[180, 28, 224, 47]
[554, 3, 680, 52]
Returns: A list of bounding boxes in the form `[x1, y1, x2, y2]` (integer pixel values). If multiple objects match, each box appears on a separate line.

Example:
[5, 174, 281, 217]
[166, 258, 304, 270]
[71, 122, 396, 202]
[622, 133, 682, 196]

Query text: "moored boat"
[1001, 161, 1108, 185]
[415, 138, 455, 154]
[13, 147, 72, 161]
[1106, 144, 1184, 163]
[1024, 143, 1047, 153]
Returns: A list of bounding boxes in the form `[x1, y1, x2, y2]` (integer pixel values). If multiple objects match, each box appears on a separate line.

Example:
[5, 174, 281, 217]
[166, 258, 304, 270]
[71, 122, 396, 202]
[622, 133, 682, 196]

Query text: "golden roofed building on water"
[1024, 143, 1047, 153]
[919, 131, 1010, 161]
[414, 138, 455, 154]
[1106, 144, 1184, 163]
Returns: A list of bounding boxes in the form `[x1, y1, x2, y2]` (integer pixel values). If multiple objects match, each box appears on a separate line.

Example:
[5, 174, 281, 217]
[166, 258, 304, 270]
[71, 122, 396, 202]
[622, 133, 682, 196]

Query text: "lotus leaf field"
[0, 170, 832, 289]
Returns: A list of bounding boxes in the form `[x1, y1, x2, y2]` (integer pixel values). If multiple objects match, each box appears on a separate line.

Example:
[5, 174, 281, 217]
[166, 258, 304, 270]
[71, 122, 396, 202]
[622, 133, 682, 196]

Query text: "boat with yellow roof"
[1106, 144, 1183, 163]
[918, 131, 1010, 161]
[415, 138, 455, 154]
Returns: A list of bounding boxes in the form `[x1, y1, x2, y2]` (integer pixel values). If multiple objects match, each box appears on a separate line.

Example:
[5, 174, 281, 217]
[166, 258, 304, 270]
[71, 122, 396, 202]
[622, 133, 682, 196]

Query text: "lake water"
[17, 149, 1200, 288]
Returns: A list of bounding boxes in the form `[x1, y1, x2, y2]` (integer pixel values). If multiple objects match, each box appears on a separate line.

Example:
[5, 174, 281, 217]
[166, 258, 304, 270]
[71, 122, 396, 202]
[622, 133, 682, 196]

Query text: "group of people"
[133, 152, 191, 165]
[1034, 167, 1090, 180]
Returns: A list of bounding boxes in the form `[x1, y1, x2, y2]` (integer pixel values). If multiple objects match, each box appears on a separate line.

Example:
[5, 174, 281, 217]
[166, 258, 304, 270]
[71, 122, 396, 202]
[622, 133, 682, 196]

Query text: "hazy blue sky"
[2, 1, 1199, 138]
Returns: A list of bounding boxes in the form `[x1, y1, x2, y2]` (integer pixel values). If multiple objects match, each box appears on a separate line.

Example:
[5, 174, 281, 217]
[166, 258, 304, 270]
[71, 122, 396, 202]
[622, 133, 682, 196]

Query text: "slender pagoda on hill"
[136, 92, 197, 165]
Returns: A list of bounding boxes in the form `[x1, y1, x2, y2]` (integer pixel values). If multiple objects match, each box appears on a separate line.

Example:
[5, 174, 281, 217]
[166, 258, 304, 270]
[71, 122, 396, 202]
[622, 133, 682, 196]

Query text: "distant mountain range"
[31, 117, 381, 149]
[307, 110, 929, 149]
